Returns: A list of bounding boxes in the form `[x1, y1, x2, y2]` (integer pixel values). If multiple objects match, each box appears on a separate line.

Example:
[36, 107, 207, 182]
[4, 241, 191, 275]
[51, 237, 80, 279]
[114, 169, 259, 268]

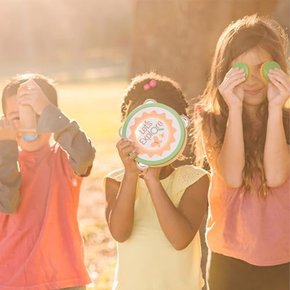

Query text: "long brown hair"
[192, 15, 289, 196]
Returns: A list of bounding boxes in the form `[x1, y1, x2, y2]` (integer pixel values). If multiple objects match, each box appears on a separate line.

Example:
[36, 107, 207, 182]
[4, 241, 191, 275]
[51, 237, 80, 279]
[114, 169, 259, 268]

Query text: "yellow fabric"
[105, 165, 207, 290]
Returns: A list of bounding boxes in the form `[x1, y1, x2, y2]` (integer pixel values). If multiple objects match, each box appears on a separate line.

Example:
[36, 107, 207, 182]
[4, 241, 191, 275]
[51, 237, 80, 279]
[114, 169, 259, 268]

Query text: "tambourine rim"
[121, 102, 187, 166]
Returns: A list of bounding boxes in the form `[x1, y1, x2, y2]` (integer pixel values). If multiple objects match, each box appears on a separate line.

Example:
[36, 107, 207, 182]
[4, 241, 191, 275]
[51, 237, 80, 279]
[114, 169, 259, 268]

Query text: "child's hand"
[116, 138, 140, 174]
[267, 69, 290, 109]
[17, 80, 51, 115]
[218, 67, 245, 109]
[0, 117, 17, 141]
[142, 167, 162, 182]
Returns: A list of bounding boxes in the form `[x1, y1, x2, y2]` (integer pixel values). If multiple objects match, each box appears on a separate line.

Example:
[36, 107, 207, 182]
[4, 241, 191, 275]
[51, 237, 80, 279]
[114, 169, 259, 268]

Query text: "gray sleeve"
[37, 104, 96, 176]
[0, 140, 21, 213]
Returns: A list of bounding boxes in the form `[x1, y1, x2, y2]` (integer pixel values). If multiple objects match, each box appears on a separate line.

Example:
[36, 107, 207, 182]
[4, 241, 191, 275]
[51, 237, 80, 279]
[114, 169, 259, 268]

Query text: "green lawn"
[57, 81, 128, 290]
[58, 81, 127, 142]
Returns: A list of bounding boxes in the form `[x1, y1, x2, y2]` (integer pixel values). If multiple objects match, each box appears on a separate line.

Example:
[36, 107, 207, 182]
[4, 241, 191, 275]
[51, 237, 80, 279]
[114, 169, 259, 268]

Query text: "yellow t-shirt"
[105, 165, 207, 290]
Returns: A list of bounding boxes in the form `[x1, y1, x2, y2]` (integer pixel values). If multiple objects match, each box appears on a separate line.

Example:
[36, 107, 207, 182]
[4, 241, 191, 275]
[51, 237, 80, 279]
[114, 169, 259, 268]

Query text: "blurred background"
[0, 0, 288, 289]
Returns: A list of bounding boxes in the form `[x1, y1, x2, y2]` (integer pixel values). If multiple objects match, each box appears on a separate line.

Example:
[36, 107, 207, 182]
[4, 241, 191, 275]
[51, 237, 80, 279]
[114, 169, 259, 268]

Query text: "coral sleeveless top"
[207, 173, 290, 266]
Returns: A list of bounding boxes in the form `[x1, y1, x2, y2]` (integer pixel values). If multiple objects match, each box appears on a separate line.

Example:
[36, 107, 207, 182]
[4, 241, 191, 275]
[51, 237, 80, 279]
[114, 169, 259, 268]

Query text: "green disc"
[232, 63, 250, 79]
[260, 61, 281, 81]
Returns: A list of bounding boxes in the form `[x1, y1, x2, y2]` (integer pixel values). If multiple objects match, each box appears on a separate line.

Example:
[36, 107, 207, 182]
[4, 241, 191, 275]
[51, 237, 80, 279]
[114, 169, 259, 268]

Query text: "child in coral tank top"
[192, 15, 290, 290]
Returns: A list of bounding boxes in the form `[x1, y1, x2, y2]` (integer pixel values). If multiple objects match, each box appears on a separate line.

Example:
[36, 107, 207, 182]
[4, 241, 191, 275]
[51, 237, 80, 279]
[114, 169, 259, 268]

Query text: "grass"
[57, 81, 128, 290]
[58, 81, 127, 142]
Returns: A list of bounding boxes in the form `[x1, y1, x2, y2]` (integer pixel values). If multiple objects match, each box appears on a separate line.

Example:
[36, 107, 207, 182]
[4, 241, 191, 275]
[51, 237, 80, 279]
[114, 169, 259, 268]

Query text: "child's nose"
[246, 66, 262, 83]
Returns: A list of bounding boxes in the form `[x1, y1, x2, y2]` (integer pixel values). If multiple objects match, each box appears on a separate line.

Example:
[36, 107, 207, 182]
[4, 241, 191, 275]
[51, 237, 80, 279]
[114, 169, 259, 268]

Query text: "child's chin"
[18, 137, 46, 151]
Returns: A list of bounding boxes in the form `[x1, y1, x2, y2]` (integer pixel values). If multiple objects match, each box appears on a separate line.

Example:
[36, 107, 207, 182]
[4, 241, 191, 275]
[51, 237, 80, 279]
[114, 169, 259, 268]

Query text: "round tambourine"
[120, 100, 189, 169]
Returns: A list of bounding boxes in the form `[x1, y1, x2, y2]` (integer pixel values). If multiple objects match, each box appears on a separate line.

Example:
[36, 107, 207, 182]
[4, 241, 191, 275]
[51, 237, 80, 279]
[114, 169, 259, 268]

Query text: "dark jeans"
[208, 252, 289, 290]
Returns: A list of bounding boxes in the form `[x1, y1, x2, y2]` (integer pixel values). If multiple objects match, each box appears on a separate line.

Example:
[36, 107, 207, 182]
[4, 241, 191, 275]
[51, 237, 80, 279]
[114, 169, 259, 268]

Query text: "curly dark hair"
[121, 72, 188, 120]
[121, 72, 193, 164]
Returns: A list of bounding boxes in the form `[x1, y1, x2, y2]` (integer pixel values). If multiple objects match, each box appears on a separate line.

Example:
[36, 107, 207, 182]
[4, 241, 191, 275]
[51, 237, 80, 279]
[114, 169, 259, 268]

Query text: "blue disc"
[22, 134, 38, 142]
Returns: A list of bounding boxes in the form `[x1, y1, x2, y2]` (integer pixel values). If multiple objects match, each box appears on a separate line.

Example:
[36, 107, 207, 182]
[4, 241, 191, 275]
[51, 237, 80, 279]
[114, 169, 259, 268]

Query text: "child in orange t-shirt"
[0, 73, 95, 290]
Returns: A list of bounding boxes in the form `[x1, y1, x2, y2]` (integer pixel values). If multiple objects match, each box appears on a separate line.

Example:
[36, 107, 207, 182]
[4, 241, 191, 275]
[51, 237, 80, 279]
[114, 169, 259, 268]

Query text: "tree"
[130, 0, 285, 98]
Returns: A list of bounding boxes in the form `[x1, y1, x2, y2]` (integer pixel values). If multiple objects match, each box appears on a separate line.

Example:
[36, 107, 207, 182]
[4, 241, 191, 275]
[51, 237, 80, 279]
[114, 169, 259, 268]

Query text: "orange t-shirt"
[0, 144, 90, 289]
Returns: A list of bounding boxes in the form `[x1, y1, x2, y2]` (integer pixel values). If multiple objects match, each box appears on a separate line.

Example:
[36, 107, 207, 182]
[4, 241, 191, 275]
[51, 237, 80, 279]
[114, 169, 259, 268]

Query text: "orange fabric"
[0, 144, 90, 289]
[207, 173, 290, 266]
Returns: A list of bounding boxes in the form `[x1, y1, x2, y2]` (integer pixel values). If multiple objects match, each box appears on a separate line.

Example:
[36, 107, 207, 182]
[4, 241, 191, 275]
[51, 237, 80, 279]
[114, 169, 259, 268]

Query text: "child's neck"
[160, 165, 175, 180]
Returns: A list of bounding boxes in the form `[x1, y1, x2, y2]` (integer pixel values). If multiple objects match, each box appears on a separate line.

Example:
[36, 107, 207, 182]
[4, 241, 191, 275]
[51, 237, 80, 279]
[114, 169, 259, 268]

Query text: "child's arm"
[105, 138, 140, 242]
[0, 120, 21, 213]
[105, 173, 138, 242]
[209, 108, 244, 187]
[264, 69, 290, 187]
[38, 104, 95, 176]
[144, 168, 209, 250]
[18, 83, 95, 177]
[208, 67, 245, 187]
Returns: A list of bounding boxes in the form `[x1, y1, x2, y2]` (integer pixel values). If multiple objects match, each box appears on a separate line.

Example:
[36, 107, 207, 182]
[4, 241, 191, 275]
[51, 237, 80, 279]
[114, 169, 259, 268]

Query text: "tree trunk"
[130, 0, 283, 99]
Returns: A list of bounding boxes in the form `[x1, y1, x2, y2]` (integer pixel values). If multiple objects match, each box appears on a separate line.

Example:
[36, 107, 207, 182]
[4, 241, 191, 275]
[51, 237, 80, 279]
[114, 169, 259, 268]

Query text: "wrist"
[0, 135, 15, 141]
[267, 107, 283, 122]
[228, 104, 243, 112]
[144, 175, 160, 184]
[124, 170, 139, 179]
[228, 106, 243, 118]
[2, 136, 15, 141]
[144, 177, 162, 195]
[268, 104, 283, 113]
[0, 130, 17, 141]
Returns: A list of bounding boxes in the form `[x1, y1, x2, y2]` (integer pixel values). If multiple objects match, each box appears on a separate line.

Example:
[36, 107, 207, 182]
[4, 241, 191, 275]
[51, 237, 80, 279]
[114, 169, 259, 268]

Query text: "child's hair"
[2, 73, 58, 115]
[121, 72, 193, 164]
[192, 14, 289, 196]
[121, 72, 188, 120]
